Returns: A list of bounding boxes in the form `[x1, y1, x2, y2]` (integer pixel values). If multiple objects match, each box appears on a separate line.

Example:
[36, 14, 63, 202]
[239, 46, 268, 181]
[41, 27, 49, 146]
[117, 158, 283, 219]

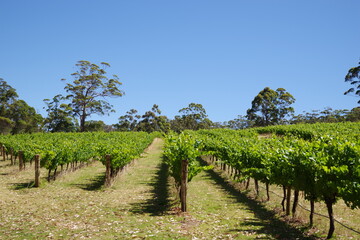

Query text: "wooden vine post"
[2, 145, 5, 161]
[10, 149, 14, 165]
[105, 154, 111, 187]
[286, 186, 292, 216]
[34, 154, 40, 187]
[19, 151, 24, 171]
[180, 159, 189, 212]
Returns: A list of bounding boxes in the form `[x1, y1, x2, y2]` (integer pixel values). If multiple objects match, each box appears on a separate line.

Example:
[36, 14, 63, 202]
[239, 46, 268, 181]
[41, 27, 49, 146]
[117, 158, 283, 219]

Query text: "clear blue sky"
[1, 0, 359, 124]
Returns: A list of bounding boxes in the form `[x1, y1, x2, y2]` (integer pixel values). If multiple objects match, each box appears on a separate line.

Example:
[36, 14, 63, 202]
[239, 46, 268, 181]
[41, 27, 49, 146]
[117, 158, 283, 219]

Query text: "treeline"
[0, 78, 43, 134]
[1, 59, 359, 134]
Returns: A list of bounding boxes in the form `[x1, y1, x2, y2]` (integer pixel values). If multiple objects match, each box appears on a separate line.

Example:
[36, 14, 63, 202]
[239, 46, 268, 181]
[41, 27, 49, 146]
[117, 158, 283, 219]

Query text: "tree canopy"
[344, 60, 360, 104]
[0, 78, 42, 134]
[246, 87, 295, 127]
[170, 103, 213, 132]
[43, 94, 77, 132]
[62, 60, 124, 132]
[115, 105, 170, 133]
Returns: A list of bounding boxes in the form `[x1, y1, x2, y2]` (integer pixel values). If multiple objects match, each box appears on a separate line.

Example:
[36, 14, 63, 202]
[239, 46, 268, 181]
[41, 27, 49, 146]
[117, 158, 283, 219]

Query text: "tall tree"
[246, 87, 295, 126]
[114, 109, 140, 131]
[8, 100, 43, 134]
[344, 60, 360, 104]
[84, 120, 106, 132]
[346, 107, 360, 122]
[62, 60, 124, 132]
[0, 78, 18, 117]
[0, 117, 13, 134]
[43, 94, 77, 132]
[136, 104, 170, 133]
[227, 115, 252, 129]
[171, 103, 212, 132]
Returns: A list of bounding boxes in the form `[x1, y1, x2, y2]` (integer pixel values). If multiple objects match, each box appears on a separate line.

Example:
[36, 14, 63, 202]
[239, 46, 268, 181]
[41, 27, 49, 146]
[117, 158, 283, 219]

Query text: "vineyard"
[0, 122, 359, 239]
[0, 131, 161, 185]
[163, 122, 360, 239]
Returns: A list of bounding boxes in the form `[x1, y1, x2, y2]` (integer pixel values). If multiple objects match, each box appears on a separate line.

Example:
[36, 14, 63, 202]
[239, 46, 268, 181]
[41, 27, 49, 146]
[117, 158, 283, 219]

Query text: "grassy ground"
[0, 138, 358, 239]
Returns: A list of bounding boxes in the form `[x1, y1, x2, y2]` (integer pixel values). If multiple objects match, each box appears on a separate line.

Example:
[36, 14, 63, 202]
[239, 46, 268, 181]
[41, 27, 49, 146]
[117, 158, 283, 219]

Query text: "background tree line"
[0, 78, 43, 134]
[1, 59, 359, 134]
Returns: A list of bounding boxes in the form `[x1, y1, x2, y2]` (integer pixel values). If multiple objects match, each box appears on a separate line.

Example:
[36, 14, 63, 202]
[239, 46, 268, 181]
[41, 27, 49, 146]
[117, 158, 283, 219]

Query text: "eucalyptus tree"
[43, 94, 77, 132]
[84, 120, 106, 132]
[227, 115, 252, 129]
[115, 109, 140, 131]
[8, 100, 43, 134]
[0, 78, 42, 134]
[0, 78, 17, 133]
[344, 60, 360, 104]
[136, 104, 170, 133]
[0, 78, 18, 117]
[62, 60, 124, 132]
[246, 87, 295, 126]
[171, 103, 213, 132]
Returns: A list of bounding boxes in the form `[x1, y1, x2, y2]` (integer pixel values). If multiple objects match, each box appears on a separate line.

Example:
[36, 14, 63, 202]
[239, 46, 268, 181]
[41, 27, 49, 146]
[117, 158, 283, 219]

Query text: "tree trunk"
[80, 110, 86, 132]
[281, 185, 286, 211]
[265, 182, 270, 201]
[309, 198, 315, 227]
[325, 197, 335, 239]
[180, 159, 188, 212]
[19, 151, 24, 171]
[53, 167, 57, 180]
[292, 189, 299, 217]
[105, 155, 111, 187]
[2, 146, 6, 161]
[10, 149, 14, 165]
[47, 169, 51, 182]
[246, 177, 250, 190]
[254, 179, 259, 196]
[286, 186, 291, 216]
[34, 155, 40, 187]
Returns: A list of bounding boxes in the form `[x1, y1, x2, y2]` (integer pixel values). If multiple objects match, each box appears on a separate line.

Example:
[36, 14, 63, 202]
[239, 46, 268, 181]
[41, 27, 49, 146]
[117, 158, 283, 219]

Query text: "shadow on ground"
[11, 181, 35, 190]
[130, 161, 171, 216]
[71, 172, 106, 191]
[202, 162, 319, 240]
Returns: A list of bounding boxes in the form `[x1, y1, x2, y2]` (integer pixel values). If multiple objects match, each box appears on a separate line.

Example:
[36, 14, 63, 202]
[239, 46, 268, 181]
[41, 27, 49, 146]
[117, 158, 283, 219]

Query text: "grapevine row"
[163, 122, 360, 239]
[0, 132, 160, 183]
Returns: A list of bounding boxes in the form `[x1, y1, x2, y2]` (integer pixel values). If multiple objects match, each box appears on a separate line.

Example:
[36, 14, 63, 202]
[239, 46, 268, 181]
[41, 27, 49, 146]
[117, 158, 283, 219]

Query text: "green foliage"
[170, 103, 213, 132]
[163, 132, 211, 187]
[43, 94, 77, 132]
[0, 132, 160, 173]
[0, 117, 13, 134]
[0, 78, 18, 117]
[344, 60, 360, 104]
[114, 109, 140, 131]
[84, 120, 106, 132]
[193, 122, 360, 211]
[246, 87, 295, 126]
[0, 78, 41, 134]
[8, 100, 43, 134]
[291, 107, 360, 124]
[115, 105, 170, 133]
[226, 115, 252, 129]
[136, 104, 170, 133]
[61, 60, 124, 132]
